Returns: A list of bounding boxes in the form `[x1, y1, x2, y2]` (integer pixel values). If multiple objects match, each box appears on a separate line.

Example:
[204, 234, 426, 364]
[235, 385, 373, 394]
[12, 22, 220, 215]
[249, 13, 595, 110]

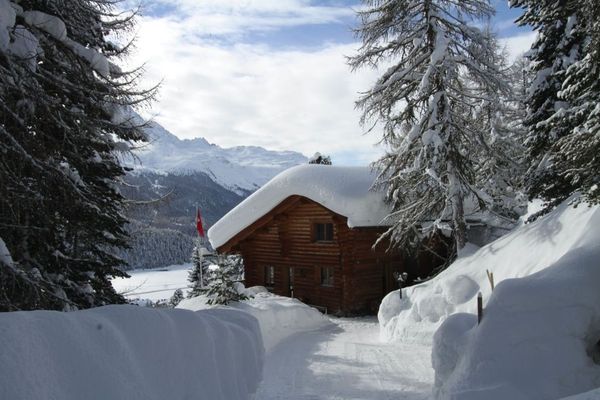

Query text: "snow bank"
[0, 305, 264, 400]
[432, 232, 600, 399]
[560, 388, 600, 400]
[208, 164, 390, 249]
[178, 289, 330, 352]
[379, 199, 600, 343]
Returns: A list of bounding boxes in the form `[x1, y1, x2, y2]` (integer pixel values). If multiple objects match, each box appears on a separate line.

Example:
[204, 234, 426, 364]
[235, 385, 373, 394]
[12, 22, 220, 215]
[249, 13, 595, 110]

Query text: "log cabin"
[207, 165, 447, 315]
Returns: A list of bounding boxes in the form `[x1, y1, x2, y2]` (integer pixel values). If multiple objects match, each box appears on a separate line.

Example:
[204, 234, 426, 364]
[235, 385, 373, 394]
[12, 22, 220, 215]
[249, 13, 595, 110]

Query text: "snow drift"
[377, 196, 600, 399]
[178, 288, 330, 352]
[0, 305, 264, 400]
[432, 242, 600, 399]
[379, 198, 600, 344]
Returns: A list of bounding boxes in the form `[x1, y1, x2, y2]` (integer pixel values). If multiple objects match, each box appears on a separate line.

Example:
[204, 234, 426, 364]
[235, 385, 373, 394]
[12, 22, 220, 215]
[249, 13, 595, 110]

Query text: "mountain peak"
[128, 119, 307, 194]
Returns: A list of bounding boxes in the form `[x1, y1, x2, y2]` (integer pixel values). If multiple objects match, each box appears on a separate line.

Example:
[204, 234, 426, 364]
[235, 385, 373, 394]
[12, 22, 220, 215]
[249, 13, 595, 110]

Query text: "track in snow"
[256, 317, 434, 400]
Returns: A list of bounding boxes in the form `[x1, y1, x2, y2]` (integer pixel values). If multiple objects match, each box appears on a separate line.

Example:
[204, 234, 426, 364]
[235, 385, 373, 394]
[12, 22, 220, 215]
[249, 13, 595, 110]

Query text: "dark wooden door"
[382, 262, 400, 295]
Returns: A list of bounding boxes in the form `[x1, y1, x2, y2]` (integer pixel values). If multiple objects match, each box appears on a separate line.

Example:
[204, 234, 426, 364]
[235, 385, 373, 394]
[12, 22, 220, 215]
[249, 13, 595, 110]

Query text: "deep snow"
[378, 197, 600, 399]
[0, 305, 263, 400]
[178, 290, 330, 352]
[379, 198, 600, 343]
[432, 211, 600, 399]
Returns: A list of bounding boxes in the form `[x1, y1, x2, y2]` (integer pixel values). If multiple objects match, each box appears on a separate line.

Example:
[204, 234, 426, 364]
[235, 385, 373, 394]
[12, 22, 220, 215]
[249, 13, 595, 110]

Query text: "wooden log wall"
[232, 198, 405, 315]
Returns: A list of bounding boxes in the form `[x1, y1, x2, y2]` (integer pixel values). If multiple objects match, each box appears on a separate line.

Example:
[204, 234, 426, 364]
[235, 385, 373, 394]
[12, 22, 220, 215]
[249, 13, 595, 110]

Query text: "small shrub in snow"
[308, 152, 332, 165]
[168, 289, 184, 307]
[204, 256, 247, 305]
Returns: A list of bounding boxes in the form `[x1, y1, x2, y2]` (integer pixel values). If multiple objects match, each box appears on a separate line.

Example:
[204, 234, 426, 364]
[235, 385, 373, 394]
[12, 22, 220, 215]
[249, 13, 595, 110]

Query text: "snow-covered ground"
[178, 290, 330, 352]
[6, 197, 600, 399]
[0, 305, 263, 400]
[378, 197, 600, 399]
[111, 263, 192, 301]
[256, 317, 433, 400]
[379, 197, 600, 344]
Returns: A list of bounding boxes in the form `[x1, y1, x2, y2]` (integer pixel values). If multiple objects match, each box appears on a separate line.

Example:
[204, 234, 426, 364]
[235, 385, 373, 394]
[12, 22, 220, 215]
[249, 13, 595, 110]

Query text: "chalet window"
[314, 223, 334, 242]
[320, 266, 334, 286]
[264, 265, 275, 287]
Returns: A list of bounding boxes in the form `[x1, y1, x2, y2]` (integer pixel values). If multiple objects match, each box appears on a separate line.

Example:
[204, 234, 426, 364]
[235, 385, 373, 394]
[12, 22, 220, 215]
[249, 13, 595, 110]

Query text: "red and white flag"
[196, 208, 205, 237]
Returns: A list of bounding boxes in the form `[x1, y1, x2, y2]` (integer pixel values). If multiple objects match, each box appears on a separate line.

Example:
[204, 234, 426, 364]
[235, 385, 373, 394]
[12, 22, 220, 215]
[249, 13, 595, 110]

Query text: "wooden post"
[486, 269, 495, 291]
[477, 292, 483, 324]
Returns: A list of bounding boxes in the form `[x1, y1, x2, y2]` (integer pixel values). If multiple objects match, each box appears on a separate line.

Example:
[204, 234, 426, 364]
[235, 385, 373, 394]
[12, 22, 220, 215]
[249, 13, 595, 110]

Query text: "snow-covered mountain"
[118, 117, 306, 268]
[127, 120, 307, 195]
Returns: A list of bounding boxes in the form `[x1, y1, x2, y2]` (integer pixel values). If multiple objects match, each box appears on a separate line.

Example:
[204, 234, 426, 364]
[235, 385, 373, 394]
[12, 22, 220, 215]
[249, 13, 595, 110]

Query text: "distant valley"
[118, 119, 306, 269]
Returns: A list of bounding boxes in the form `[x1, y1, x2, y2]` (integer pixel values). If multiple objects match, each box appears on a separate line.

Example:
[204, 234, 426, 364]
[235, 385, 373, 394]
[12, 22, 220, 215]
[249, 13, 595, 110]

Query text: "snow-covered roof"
[207, 164, 391, 249]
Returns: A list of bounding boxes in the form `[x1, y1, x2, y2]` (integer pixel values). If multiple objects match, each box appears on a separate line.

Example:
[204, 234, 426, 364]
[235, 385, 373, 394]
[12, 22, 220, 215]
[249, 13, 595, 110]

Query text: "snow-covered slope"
[379, 198, 600, 344]
[431, 199, 600, 399]
[128, 120, 307, 195]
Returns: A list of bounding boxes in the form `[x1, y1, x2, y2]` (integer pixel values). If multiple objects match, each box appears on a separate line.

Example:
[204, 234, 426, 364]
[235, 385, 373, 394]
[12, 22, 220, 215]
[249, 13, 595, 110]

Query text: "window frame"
[264, 265, 275, 288]
[320, 266, 334, 287]
[313, 222, 334, 242]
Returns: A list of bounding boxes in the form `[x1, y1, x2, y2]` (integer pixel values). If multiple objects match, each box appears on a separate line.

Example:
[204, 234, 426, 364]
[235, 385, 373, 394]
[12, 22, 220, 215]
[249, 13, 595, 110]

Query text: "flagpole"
[197, 205, 203, 289]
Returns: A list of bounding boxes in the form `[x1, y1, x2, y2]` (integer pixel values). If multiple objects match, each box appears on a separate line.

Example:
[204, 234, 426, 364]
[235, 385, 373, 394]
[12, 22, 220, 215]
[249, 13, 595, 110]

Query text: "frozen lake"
[111, 263, 192, 301]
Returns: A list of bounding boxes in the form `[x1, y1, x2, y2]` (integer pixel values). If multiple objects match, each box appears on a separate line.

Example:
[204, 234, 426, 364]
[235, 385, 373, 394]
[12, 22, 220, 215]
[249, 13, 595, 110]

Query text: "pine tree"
[225, 254, 245, 282]
[308, 152, 332, 165]
[548, 0, 600, 205]
[0, 0, 155, 311]
[349, 0, 512, 251]
[509, 0, 589, 210]
[168, 288, 184, 308]
[204, 255, 246, 306]
[187, 242, 214, 298]
[469, 34, 528, 223]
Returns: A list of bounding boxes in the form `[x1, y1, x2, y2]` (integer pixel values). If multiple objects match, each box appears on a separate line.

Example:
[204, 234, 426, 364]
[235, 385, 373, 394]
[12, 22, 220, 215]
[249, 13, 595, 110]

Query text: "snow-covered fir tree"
[308, 152, 332, 165]
[204, 255, 246, 306]
[510, 0, 595, 211]
[168, 288, 184, 308]
[0, 0, 155, 311]
[349, 0, 514, 251]
[224, 254, 245, 282]
[468, 32, 528, 223]
[543, 0, 600, 205]
[187, 242, 216, 298]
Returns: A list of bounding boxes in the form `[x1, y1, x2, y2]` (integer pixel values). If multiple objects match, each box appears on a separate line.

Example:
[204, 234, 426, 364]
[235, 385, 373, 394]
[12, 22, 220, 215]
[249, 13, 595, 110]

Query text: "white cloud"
[132, 0, 357, 39]
[124, 2, 534, 167]
[128, 10, 383, 166]
[499, 32, 537, 62]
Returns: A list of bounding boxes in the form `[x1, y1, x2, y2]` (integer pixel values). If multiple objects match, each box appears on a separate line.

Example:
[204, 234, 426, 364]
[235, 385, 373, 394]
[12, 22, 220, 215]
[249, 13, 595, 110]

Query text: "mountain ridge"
[119, 117, 306, 269]
[126, 119, 307, 195]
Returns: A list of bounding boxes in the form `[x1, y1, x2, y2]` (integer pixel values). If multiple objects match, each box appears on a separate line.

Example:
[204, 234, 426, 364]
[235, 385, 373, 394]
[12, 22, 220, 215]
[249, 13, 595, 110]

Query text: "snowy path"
[256, 317, 434, 400]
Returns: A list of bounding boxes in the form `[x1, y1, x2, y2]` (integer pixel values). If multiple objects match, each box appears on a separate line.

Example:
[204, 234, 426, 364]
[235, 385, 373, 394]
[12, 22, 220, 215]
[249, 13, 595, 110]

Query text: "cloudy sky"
[124, 0, 536, 166]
